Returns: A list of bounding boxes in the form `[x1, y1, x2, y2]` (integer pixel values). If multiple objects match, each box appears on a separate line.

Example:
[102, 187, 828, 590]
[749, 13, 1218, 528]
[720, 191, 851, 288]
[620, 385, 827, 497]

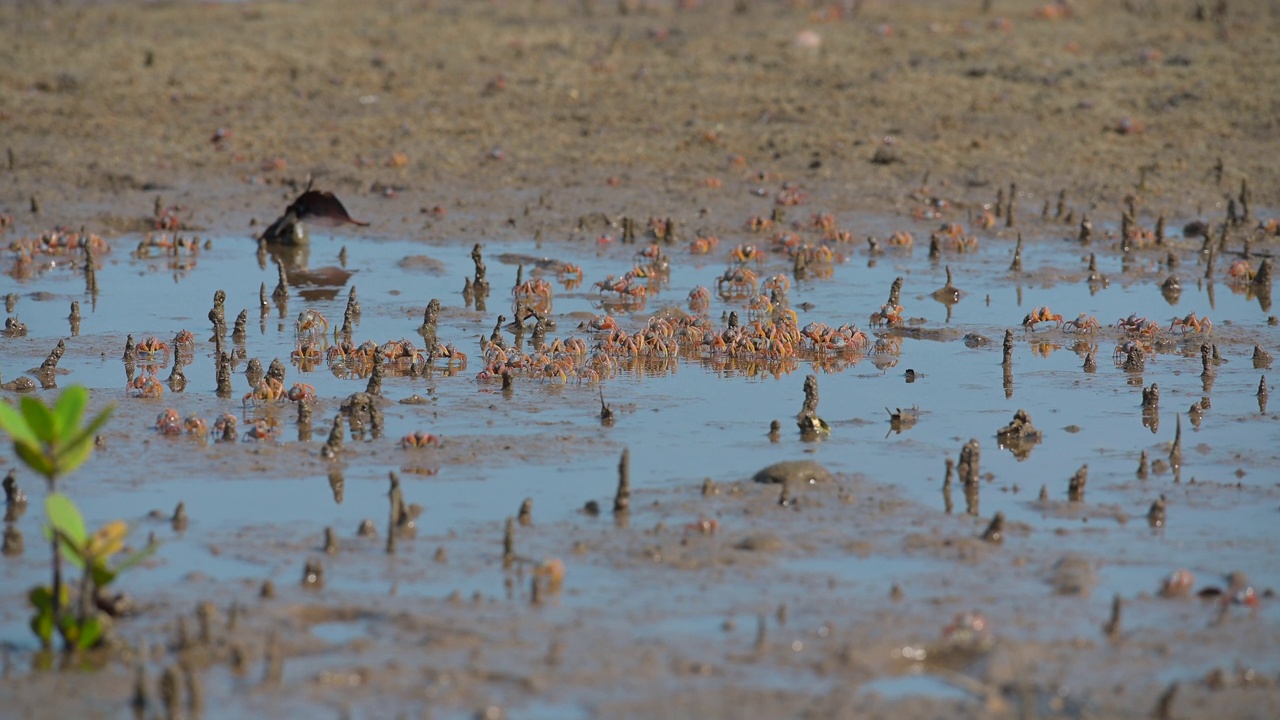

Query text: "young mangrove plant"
[0, 386, 153, 651]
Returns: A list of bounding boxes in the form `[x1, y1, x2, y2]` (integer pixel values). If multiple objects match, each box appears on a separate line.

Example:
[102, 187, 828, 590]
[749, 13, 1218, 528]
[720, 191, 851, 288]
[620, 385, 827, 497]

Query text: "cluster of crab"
[242, 377, 317, 407]
[806, 212, 856, 243]
[1022, 307, 1101, 333]
[473, 334, 604, 384]
[8, 227, 109, 278]
[590, 244, 671, 307]
[8, 227, 109, 258]
[929, 222, 980, 253]
[320, 338, 467, 377]
[155, 408, 200, 437]
[133, 232, 200, 258]
[153, 409, 269, 443]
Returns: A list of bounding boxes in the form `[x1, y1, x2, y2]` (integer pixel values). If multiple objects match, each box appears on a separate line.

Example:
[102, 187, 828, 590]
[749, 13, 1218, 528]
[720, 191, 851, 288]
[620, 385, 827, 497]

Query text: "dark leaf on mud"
[289, 190, 369, 227]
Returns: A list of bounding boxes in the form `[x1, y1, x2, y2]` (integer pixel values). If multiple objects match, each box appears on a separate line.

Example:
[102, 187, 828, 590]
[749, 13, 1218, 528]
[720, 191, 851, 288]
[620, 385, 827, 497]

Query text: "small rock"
[752, 460, 832, 485]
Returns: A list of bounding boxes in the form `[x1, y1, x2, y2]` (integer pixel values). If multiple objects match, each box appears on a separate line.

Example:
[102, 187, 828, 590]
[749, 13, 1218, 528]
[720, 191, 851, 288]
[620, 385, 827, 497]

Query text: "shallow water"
[2, 218, 1279, 713]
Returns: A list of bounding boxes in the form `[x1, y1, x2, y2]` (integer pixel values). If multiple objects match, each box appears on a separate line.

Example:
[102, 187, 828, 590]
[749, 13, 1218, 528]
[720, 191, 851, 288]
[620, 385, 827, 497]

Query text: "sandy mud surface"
[2, 1, 1280, 718]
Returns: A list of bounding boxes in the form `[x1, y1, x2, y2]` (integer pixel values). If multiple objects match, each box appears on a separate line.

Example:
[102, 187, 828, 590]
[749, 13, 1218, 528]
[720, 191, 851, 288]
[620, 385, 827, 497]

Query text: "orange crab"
[129, 375, 164, 398]
[687, 286, 712, 314]
[688, 234, 720, 255]
[716, 267, 758, 298]
[433, 343, 468, 368]
[155, 408, 182, 435]
[295, 309, 329, 342]
[135, 337, 170, 361]
[243, 377, 287, 406]
[1063, 313, 1100, 333]
[870, 303, 904, 327]
[1170, 312, 1212, 334]
[242, 419, 276, 442]
[886, 230, 915, 248]
[1116, 313, 1160, 337]
[1226, 259, 1255, 284]
[401, 431, 441, 448]
[287, 382, 317, 402]
[728, 243, 762, 264]
[184, 415, 208, 440]
[1022, 306, 1064, 331]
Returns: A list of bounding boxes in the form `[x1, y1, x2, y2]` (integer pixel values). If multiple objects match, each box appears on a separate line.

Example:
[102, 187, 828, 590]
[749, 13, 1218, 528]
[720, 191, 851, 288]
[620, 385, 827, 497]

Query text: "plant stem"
[49, 473, 63, 648]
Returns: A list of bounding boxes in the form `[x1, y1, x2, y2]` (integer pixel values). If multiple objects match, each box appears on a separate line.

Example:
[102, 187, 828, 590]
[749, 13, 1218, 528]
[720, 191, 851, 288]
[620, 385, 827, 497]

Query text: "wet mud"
[2, 1, 1280, 718]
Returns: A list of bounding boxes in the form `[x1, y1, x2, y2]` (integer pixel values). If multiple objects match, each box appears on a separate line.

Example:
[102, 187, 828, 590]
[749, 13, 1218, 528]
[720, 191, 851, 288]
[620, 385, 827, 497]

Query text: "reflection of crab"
[716, 267, 758, 298]
[401, 431, 441, 448]
[129, 375, 164, 398]
[243, 377, 286, 406]
[557, 263, 583, 289]
[1170, 312, 1212, 334]
[291, 341, 323, 363]
[1063, 313, 1100, 333]
[1022, 306, 1063, 330]
[287, 382, 317, 402]
[155, 408, 182, 435]
[870, 303, 904, 326]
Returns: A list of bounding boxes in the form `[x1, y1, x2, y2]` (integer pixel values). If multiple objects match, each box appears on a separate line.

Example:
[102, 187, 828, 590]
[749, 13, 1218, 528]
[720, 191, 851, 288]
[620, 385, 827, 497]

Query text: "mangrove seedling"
[0, 387, 151, 650]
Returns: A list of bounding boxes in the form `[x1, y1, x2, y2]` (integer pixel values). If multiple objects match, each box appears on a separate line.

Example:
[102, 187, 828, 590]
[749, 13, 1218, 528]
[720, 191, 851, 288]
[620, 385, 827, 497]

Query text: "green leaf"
[46, 493, 86, 546]
[50, 528, 87, 570]
[58, 405, 112, 476]
[15, 441, 55, 478]
[28, 585, 55, 611]
[19, 397, 56, 444]
[0, 399, 39, 447]
[91, 563, 117, 588]
[76, 616, 103, 650]
[30, 611, 54, 646]
[46, 493, 88, 571]
[53, 387, 88, 439]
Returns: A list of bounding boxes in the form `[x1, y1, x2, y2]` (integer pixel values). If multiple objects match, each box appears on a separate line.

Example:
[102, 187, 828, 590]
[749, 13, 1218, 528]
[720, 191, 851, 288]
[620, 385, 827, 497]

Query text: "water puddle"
[3, 215, 1279, 715]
